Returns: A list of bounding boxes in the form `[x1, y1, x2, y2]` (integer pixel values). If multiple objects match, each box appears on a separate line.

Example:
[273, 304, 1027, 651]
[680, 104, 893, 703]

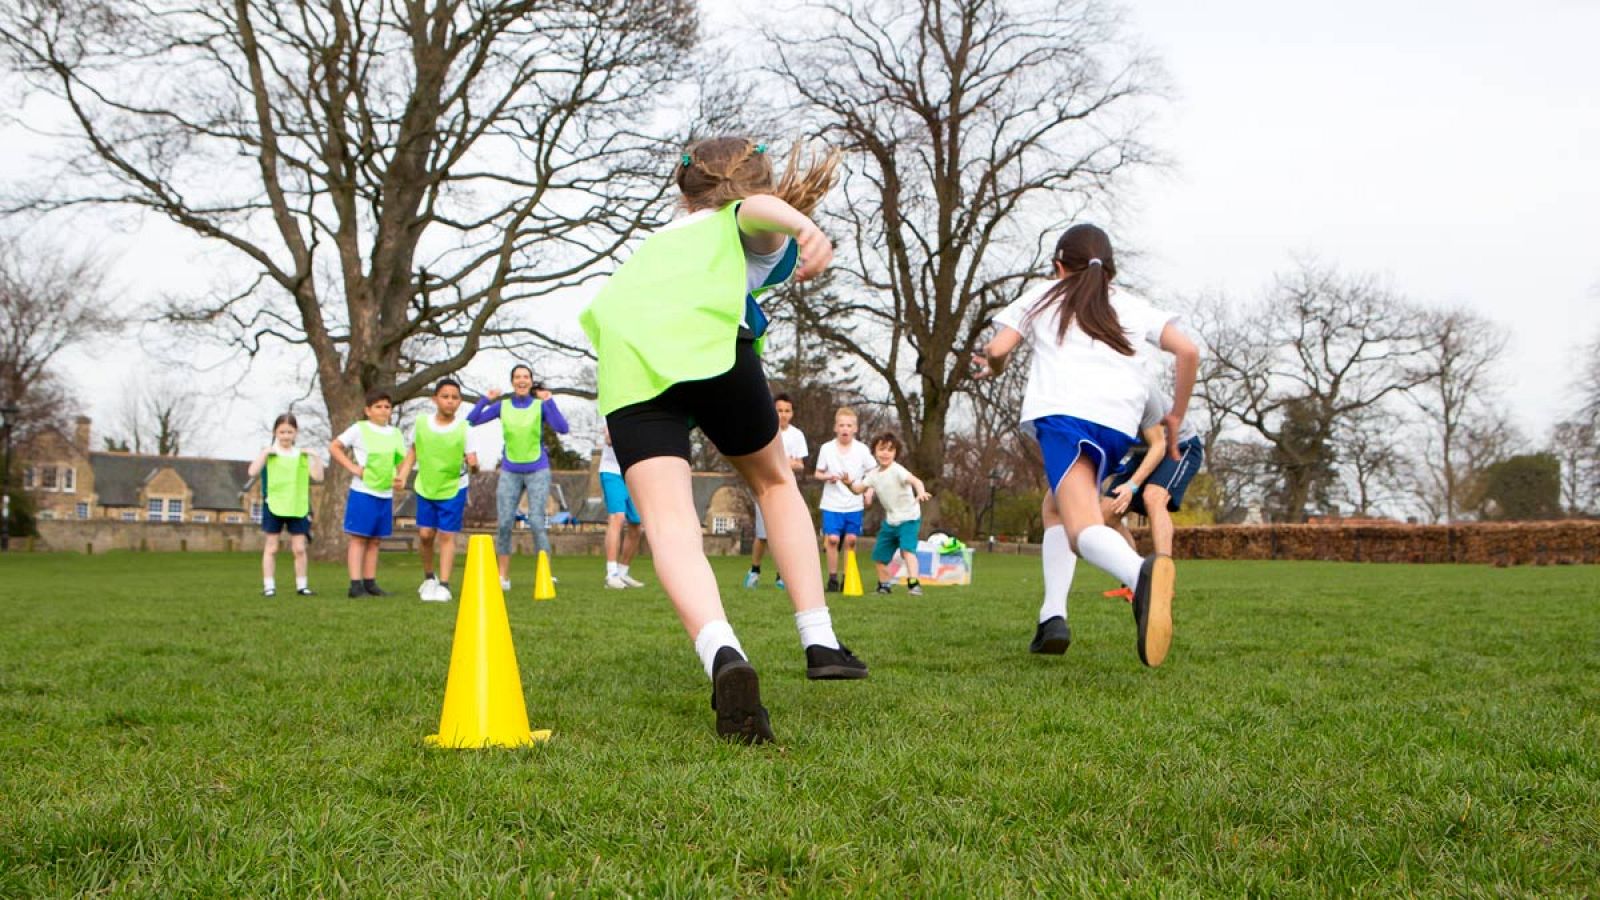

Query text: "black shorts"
[607, 339, 778, 473]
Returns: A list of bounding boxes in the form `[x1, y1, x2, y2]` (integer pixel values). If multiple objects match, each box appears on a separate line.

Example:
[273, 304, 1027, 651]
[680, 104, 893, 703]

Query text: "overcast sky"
[8, 0, 1598, 459]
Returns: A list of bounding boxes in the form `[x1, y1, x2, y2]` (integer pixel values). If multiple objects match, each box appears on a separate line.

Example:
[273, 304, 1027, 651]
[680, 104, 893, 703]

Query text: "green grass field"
[1, 551, 1596, 896]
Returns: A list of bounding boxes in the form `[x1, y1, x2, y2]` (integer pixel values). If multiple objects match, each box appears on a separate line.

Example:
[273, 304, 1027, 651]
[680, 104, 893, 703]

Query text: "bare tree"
[2, 0, 696, 541]
[761, 0, 1160, 485]
[1548, 419, 1598, 516]
[1195, 264, 1434, 522]
[0, 237, 115, 439]
[1403, 307, 1508, 522]
[110, 377, 206, 456]
[1335, 404, 1412, 518]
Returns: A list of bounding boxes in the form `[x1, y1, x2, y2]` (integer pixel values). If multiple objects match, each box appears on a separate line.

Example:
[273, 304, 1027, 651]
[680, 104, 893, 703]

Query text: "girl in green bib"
[247, 413, 325, 597]
[396, 378, 477, 602]
[579, 137, 868, 744]
[330, 388, 406, 598]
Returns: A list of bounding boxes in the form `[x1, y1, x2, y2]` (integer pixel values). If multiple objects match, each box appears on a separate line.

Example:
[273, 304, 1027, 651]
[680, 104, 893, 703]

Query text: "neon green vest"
[356, 421, 403, 493]
[500, 400, 544, 464]
[414, 418, 468, 501]
[580, 203, 750, 416]
[264, 451, 310, 518]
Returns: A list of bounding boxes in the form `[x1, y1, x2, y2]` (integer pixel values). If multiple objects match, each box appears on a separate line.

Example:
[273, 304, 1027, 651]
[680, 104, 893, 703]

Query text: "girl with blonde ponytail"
[579, 138, 866, 745]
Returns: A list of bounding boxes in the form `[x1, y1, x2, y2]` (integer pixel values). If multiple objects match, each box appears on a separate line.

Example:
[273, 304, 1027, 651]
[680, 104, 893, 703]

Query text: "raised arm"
[465, 390, 502, 426]
[972, 326, 1025, 379]
[736, 194, 833, 281]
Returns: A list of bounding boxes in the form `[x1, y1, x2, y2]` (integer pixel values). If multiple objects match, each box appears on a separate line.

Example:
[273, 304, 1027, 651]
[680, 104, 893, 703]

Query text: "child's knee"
[824, 534, 840, 548]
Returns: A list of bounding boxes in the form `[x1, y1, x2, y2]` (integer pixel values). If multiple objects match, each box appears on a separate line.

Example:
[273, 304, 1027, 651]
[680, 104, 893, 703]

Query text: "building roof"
[89, 452, 252, 510]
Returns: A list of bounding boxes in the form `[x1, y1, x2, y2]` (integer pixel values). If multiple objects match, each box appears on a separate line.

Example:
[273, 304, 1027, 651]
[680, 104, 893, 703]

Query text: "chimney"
[74, 416, 91, 453]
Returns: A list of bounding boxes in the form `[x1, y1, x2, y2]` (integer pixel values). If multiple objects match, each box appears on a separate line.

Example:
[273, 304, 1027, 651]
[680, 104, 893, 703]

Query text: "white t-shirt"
[779, 425, 809, 465]
[336, 421, 404, 498]
[861, 462, 921, 525]
[815, 438, 876, 512]
[993, 282, 1176, 437]
[408, 416, 472, 492]
[599, 437, 621, 475]
[1138, 387, 1200, 444]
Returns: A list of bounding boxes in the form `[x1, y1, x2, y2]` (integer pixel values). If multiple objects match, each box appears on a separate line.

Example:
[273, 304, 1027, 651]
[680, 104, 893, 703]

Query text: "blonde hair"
[677, 137, 841, 217]
[834, 406, 858, 422]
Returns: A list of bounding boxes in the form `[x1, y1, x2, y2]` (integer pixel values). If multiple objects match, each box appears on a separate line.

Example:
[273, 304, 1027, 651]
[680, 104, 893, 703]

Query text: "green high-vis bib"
[264, 451, 310, 518]
[356, 422, 404, 493]
[414, 418, 468, 501]
[500, 400, 544, 465]
[580, 203, 749, 416]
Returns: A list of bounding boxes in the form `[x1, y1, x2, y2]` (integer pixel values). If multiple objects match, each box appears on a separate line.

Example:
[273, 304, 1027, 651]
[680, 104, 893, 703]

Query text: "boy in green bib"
[330, 388, 406, 598]
[579, 137, 868, 745]
[247, 412, 325, 596]
[397, 379, 477, 602]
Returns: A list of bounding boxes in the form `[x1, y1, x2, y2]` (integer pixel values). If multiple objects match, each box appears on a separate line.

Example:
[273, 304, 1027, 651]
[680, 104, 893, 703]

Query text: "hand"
[1111, 482, 1136, 514]
[792, 224, 834, 281]
[1161, 413, 1183, 461]
[346, 463, 364, 478]
[916, 490, 932, 503]
[486, 388, 502, 402]
[969, 352, 993, 380]
[534, 388, 553, 401]
[392, 476, 404, 492]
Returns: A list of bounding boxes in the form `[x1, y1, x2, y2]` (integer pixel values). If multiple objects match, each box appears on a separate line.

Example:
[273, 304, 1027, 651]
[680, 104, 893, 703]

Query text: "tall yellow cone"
[842, 548, 864, 596]
[425, 535, 552, 748]
[533, 549, 557, 601]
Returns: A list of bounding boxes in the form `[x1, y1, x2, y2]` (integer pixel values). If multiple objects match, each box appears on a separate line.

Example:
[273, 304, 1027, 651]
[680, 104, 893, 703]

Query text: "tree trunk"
[310, 387, 364, 561]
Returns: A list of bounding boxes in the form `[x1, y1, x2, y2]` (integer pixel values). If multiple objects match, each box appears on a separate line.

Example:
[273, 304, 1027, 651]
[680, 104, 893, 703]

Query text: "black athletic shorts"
[607, 338, 779, 474]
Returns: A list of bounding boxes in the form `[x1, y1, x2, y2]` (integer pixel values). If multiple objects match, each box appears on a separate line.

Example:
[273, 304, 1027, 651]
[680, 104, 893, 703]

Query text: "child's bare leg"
[262, 534, 279, 581]
[289, 534, 308, 582]
[726, 437, 825, 613]
[418, 527, 437, 576]
[1143, 485, 1175, 557]
[437, 532, 458, 582]
[625, 457, 727, 636]
[346, 538, 364, 580]
[824, 534, 840, 575]
[900, 549, 919, 582]
[362, 539, 380, 580]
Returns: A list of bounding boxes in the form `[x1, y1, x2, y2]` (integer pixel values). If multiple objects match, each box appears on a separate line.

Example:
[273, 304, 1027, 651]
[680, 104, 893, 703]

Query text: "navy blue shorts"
[1029, 415, 1136, 494]
[1107, 438, 1205, 515]
[261, 507, 311, 536]
[343, 490, 394, 538]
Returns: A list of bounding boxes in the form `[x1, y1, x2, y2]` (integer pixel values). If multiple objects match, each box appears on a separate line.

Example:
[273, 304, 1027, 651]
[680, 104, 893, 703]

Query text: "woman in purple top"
[467, 363, 570, 588]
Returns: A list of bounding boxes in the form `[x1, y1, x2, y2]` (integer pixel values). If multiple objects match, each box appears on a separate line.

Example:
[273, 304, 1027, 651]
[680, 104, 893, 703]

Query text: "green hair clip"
[755, 143, 767, 154]
[681, 153, 692, 167]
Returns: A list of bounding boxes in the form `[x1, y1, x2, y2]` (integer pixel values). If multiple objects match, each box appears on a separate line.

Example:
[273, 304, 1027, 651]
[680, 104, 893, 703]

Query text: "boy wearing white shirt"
[745, 393, 808, 589]
[841, 432, 932, 595]
[329, 388, 407, 598]
[813, 406, 876, 592]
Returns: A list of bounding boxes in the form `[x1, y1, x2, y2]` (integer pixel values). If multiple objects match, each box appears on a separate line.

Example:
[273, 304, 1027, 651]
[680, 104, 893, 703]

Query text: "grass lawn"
[1, 550, 1597, 895]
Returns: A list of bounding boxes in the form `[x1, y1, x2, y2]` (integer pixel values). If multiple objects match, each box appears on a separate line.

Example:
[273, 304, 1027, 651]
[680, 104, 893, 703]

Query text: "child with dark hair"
[330, 388, 406, 598]
[248, 413, 325, 596]
[744, 392, 808, 589]
[841, 432, 931, 595]
[973, 223, 1199, 667]
[581, 136, 866, 744]
[397, 379, 477, 602]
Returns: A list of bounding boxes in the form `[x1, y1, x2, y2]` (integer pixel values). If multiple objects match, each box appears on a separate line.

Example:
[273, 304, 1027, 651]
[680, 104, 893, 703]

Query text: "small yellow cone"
[533, 549, 557, 601]
[842, 548, 864, 596]
[425, 535, 552, 748]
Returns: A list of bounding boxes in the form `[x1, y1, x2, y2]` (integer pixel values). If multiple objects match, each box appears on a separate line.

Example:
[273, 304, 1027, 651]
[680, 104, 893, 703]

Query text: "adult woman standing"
[467, 364, 570, 590]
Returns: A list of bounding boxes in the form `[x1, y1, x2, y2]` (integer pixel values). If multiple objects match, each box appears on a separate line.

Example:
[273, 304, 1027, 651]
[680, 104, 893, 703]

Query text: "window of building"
[120, 510, 137, 522]
[75, 502, 89, 520]
[22, 466, 34, 489]
[249, 501, 263, 523]
[61, 467, 75, 493]
[41, 467, 58, 490]
[711, 515, 736, 535]
[192, 512, 210, 523]
[225, 514, 243, 524]
[38, 509, 55, 520]
[147, 498, 163, 521]
[166, 498, 184, 523]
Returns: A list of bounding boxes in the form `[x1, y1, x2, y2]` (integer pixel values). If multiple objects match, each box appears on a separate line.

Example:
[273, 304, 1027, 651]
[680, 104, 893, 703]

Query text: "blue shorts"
[872, 519, 920, 564]
[1030, 415, 1136, 495]
[261, 506, 311, 537]
[821, 509, 863, 538]
[1107, 438, 1205, 515]
[600, 472, 640, 525]
[343, 490, 394, 538]
[416, 491, 467, 533]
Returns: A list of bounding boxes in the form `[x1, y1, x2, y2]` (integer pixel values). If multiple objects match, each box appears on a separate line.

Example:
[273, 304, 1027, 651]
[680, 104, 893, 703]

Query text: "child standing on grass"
[396, 379, 477, 603]
[841, 432, 931, 595]
[598, 425, 646, 590]
[814, 406, 876, 592]
[248, 413, 325, 597]
[973, 223, 1199, 667]
[329, 389, 406, 598]
[580, 136, 867, 744]
[744, 392, 808, 589]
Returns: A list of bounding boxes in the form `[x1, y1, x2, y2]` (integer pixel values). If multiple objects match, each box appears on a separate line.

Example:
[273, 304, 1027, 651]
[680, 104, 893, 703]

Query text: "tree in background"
[1476, 454, 1562, 521]
[762, 0, 1160, 486]
[1405, 307, 1509, 522]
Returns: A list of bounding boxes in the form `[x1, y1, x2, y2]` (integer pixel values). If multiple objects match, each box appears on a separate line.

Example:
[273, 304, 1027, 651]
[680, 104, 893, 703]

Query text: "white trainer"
[418, 577, 438, 599]
[619, 573, 645, 588]
[425, 581, 452, 602]
[604, 574, 628, 590]
[499, 578, 511, 592]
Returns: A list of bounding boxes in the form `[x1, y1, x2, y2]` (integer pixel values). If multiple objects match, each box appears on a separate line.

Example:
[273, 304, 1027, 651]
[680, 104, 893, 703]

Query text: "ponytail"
[1026, 224, 1133, 356]
[771, 143, 841, 218]
[678, 137, 840, 216]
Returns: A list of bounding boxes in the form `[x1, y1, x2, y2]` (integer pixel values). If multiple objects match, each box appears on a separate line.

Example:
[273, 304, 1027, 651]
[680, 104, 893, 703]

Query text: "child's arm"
[814, 452, 842, 483]
[395, 447, 418, 488]
[247, 446, 270, 478]
[735, 194, 833, 281]
[329, 438, 363, 479]
[971, 327, 1024, 378]
[1111, 425, 1166, 514]
[839, 471, 870, 495]
[466, 452, 479, 472]
[307, 453, 326, 482]
[1159, 323, 1201, 460]
[905, 471, 933, 503]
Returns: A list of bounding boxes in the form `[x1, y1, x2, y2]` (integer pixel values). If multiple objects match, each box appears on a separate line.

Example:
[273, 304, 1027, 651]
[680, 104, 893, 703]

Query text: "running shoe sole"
[712, 660, 774, 744]
[1134, 555, 1175, 667]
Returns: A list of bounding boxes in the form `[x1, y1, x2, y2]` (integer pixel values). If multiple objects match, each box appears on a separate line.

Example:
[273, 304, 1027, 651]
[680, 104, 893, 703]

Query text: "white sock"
[1039, 525, 1076, 623]
[500, 578, 511, 590]
[263, 577, 275, 591]
[1077, 524, 1144, 589]
[606, 560, 620, 577]
[295, 576, 308, 590]
[795, 606, 840, 650]
[693, 619, 744, 680]
[619, 564, 630, 578]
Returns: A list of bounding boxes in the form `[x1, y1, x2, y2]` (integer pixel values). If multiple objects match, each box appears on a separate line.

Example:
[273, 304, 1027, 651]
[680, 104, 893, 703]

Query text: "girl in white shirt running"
[972, 223, 1199, 667]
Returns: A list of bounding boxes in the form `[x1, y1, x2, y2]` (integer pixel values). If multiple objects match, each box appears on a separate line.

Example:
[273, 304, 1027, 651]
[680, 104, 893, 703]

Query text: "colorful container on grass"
[884, 540, 974, 586]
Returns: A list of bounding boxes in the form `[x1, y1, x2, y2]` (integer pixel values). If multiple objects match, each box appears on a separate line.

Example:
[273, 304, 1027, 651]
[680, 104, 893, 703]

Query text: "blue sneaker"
[775, 577, 786, 590]
[742, 569, 760, 589]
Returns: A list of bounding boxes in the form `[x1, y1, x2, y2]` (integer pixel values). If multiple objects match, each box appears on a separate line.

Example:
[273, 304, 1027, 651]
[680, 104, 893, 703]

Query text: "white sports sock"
[794, 606, 840, 650]
[295, 576, 308, 590]
[1039, 525, 1076, 623]
[606, 560, 620, 577]
[693, 619, 744, 680]
[499, 578, 511, 591]
[263, 577, 275, 591]
[619, 564, 631, 578]
[1077, 524, 1144, 589]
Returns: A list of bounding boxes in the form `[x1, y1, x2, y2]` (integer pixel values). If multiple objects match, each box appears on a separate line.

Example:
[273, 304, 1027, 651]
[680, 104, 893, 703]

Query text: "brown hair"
[1026, 223, 1133, 356]
[677, 137, 841, 217]
[871, 432, 903, 457]
[272, 413, 299, 431]
[363, 387, 394, 407]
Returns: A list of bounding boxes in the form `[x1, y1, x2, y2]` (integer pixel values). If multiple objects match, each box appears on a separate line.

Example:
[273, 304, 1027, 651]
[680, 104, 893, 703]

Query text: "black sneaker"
[875, 582, 892, 595]
[1029, 616, 1071, 655]
[825, 574, 841, 593]
[363, 581, 391, 597]
[1132, 555, 1175, 667]
[805, 644, 869, 680]
[296, 588, 315, 596]
[710, 647, 774, 744]
[348, 583, 368, 598]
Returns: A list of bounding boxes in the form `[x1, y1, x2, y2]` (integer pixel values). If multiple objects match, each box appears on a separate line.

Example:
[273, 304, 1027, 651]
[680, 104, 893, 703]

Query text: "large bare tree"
[2, 0, 696, 536]
[1404, 307, 1507, 522]
[760, 0, 1159, 486]
[0, 236, 115, 440]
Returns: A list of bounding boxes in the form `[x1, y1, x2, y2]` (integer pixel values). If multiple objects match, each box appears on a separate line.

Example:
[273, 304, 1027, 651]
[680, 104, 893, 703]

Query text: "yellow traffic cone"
[533, 549, 557, 601]
[842, 548, 864, 596]
[425, 535, 552, 748]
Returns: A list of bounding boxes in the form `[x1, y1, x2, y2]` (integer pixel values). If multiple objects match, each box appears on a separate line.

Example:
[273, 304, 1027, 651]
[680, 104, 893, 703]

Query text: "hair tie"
[754, 143, 767, 154]
[680, 153, 692, 167]
[1088, 258, 1103, 267]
